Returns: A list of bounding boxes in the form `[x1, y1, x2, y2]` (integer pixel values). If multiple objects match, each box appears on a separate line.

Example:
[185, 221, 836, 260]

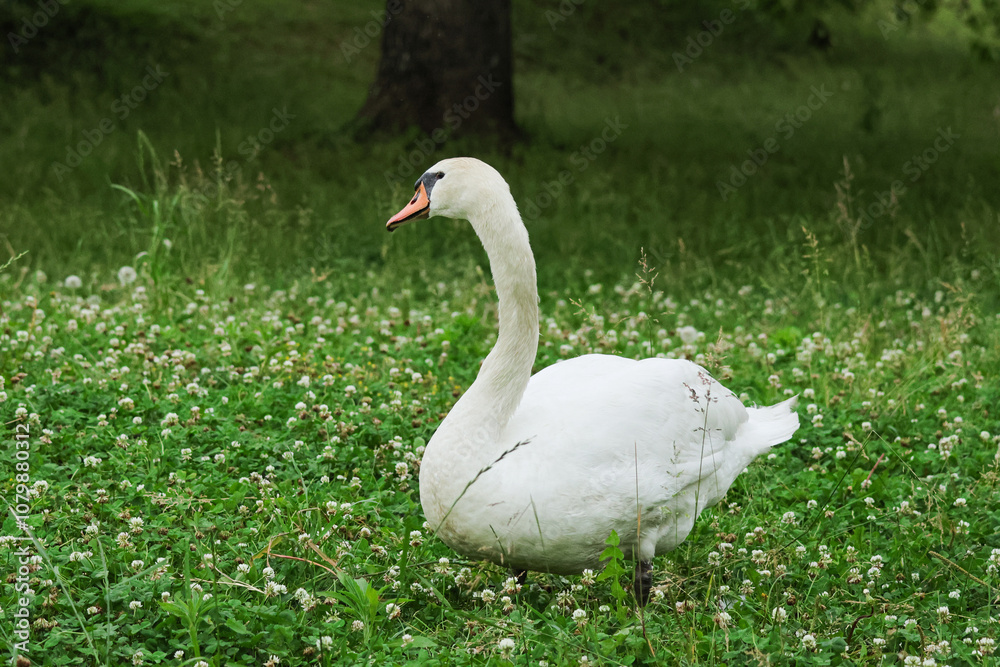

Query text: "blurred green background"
[1, 0, 998, 290]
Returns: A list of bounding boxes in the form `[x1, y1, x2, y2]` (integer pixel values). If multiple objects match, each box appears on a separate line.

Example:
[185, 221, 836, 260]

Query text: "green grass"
[2, 244, 1000, 665]
[2, 0, 1000, 664]
[1, 0, 998, 278]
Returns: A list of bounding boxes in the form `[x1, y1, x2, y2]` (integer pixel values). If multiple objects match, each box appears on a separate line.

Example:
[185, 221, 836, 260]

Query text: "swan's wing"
[511, 355, 749, 466]
[489, 355, 760, 560]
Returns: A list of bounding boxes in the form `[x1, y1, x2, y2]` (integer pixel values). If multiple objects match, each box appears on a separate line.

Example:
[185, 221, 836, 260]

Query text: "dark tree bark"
[357, 0, 517, 139]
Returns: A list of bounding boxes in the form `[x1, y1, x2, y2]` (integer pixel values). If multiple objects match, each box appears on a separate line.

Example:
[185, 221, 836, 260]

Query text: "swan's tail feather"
[743, 397, 799, 455]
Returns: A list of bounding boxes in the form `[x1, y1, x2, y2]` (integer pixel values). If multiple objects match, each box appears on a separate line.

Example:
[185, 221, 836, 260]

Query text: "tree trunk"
[357, 0, 516, 139]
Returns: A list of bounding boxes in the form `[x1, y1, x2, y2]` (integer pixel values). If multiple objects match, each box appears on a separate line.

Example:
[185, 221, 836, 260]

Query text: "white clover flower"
[117, 266, 137, 285]
[677, 326, 700, 345]
[64, 275, 83, 289]
[501, 576, 522, 595]
[772, 607, 788, 623]
[801, 633, 817, 649]
[351, 619, 365, 632]
[129, 600, 142, 611]
[263, 581, 287, 597]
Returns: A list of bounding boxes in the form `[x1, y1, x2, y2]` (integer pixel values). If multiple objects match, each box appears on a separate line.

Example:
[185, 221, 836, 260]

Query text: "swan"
[386, 157, 799, 603]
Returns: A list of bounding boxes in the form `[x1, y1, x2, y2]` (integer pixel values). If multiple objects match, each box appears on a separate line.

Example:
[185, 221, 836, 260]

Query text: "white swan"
[386, 157, 799, 602]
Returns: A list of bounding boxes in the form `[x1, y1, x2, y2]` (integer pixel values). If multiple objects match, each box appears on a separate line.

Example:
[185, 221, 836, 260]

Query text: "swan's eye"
[435, 172, 445, 180]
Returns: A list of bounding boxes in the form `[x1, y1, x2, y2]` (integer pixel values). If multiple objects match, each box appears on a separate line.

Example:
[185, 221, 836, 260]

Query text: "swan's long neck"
[474, 198, 538, 426]
[447, 193, 538, 446]
[418, 168, 538, 530]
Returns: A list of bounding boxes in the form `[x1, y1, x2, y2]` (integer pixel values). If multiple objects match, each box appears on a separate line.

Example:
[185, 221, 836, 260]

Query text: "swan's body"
[387, 158, 799, 584]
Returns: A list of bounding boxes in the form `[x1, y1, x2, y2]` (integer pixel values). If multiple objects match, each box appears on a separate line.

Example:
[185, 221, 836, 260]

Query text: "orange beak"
[386, 182, 431, 232]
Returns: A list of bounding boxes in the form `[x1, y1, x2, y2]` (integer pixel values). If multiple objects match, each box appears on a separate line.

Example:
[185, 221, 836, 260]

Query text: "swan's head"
[386, 157, 510, 232]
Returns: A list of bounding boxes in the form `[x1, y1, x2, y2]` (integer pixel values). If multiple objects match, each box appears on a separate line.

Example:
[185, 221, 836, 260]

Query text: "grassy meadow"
[2, 0, 1000, 665]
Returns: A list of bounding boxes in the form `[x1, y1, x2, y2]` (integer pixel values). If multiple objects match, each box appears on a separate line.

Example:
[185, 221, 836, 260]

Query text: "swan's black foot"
[634, 560, 653, 606]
